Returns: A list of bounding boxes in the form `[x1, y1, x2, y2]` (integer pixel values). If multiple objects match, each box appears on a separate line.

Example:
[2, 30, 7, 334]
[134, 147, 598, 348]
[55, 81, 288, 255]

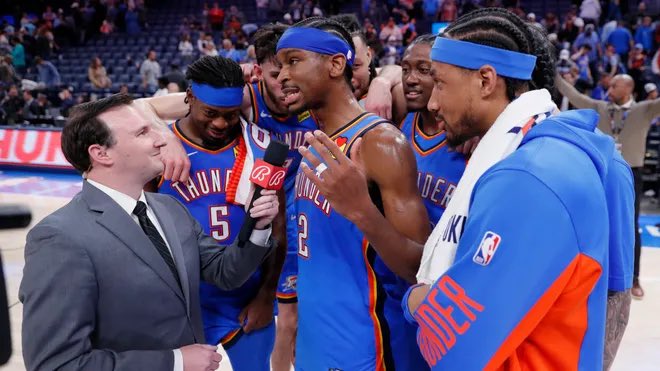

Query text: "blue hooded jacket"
[407, 109, 634, 370]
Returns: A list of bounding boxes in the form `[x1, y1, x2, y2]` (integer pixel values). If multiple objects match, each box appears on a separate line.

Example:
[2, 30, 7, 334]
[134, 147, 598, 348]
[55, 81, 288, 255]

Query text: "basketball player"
[244, 23, 318, 371]
[155, 56, 283, 371]
[277, 18, 431, 370]
[400, 34, 466, 226]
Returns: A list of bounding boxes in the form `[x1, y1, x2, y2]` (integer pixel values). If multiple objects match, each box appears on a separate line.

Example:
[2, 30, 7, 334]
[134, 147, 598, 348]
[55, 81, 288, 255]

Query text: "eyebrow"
[133, 124, 149, 134]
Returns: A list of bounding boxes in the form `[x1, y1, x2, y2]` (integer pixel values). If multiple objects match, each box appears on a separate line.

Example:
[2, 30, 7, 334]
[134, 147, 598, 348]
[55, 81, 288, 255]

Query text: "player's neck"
[481, 99, 511, 137]
[313, 88, 364, 134]
[419, 109, 442, 136]
[177, 117, 204, 147]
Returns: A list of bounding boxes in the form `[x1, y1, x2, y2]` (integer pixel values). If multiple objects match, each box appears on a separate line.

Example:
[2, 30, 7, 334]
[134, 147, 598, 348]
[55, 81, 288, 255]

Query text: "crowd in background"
[1, 0, 660, 126]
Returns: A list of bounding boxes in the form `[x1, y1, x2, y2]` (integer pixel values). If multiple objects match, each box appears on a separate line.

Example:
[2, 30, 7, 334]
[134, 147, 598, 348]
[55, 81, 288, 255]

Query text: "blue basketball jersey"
[294, 112, 396, 371]
[159, 120, 271, 345]
[247, 81, 317, 301]
[400, 112, 466, 227]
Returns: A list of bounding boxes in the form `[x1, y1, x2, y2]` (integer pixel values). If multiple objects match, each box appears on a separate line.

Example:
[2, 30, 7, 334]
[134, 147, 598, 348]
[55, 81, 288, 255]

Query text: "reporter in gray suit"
[19, 94, 279, 371]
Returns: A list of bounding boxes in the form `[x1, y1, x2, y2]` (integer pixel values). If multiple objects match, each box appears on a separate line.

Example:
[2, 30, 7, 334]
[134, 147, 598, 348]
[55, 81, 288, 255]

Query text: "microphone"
[237, 139, 289, 247]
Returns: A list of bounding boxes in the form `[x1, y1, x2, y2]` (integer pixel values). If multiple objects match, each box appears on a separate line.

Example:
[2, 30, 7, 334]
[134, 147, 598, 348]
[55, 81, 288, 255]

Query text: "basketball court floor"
[1, 169, 658, 370]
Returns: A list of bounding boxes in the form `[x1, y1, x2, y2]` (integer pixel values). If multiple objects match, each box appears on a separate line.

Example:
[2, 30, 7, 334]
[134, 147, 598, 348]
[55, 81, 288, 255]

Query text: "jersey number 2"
[298, 214, 309, 259]
[210, 206, 230, 242]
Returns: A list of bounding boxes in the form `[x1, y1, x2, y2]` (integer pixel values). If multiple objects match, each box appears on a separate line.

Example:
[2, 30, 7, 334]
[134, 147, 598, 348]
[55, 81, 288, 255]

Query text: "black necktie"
[133, 201, 181, 288]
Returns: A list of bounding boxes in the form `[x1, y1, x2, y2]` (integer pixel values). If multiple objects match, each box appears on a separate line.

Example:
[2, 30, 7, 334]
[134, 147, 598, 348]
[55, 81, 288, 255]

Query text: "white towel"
[416, 89, 558, 284]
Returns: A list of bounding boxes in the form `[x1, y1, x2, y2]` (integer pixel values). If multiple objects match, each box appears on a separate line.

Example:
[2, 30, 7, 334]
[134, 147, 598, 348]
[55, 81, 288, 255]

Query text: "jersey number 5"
[210, 206, 230, 242]
[298, 214, 309, 259]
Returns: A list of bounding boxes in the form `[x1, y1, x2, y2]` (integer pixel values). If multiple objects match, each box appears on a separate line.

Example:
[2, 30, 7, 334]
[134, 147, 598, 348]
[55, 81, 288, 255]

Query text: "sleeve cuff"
[249, 226, 272, 246]
[173, 349, 183, 371]
[402, 283, 424, 325]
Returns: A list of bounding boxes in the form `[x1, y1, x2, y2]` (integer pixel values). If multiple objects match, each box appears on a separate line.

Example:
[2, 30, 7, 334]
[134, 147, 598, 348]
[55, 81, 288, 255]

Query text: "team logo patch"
[335, 137, 348, 153]
[283, 275, 297, 291]
[297, 110, 311, 122]
[472, 231, 501, 266]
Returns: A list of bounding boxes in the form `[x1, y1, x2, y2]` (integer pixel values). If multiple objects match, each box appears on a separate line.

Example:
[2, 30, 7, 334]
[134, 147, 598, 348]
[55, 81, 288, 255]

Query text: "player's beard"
[442, 103, 481, 147]
[202, 124, 241, 150]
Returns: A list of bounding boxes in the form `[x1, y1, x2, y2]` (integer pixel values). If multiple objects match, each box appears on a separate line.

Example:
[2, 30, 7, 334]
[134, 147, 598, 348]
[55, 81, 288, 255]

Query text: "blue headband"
[191, 82, 243, 108]
[276, 27, 354, 67]
[430, 37, 537, 80]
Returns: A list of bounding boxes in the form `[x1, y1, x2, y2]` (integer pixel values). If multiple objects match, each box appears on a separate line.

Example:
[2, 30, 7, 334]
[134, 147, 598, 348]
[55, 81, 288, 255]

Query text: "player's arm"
[135, 93, 188, 124]
[299, 126, 428, 283]
[241, 84, 254, 121]
[390, 82, 408, 125]
[257, 189, 287, 295]
[365, 65, 404, 120]
[358, 125, 430, 282]
[239, 189, 287, 332]
[405, 169, 588, 369]
[133, 84, 254, 124]
[555, 73, 600, 109]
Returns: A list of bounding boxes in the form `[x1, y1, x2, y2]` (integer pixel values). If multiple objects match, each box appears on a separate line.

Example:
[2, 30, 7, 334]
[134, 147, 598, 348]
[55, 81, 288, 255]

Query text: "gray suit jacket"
[19, 181, 274, 371]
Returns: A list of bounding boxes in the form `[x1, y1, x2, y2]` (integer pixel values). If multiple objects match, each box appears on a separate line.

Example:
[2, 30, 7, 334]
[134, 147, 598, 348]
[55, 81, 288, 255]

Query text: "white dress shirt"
[87, 180, 271, 371]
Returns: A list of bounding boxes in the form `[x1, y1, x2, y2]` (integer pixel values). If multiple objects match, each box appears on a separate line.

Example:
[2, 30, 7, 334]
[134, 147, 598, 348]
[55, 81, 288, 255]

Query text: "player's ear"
[328, 54, 347, 79]
[253, 64, 263, 79]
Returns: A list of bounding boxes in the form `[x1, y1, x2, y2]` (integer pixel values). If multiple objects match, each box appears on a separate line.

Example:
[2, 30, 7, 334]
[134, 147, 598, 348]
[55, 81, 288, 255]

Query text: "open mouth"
[404, 90, 423, 99]
[282, 86, 301, 106]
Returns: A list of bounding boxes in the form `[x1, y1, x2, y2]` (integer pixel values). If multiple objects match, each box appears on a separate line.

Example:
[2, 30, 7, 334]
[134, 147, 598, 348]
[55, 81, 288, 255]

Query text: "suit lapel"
[82, 182, 185, 304]
[146, 192, 192, 314]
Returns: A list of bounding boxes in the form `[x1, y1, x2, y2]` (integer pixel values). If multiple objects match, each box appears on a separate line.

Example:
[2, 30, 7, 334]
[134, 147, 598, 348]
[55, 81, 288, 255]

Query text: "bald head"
[608, 74, 634, 105]
[612, 74, 634, 88]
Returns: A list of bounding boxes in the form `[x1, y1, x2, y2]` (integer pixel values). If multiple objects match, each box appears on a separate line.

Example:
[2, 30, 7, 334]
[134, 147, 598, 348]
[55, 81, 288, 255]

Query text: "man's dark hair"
[442, 8, 556, 101]
[331, 14, 368, 51]
[409, 33, 437, 48]
[292, 17, 356, 87]
[330, 14, 362, 34]
[61, 93, 133, 173]
[185, 55, 244, 88]
[252, 23, 289, 64]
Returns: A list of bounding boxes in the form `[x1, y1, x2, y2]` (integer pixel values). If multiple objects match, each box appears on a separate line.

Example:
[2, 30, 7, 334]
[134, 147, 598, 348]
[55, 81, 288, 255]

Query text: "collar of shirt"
[86, 179, 147, 217]
[619, 98, 634, 109]
[610, 98, 634, 111]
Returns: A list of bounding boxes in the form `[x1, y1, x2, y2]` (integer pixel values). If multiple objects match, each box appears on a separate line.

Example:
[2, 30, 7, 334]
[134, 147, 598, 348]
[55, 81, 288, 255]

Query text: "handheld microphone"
[238, 139, 289, 247]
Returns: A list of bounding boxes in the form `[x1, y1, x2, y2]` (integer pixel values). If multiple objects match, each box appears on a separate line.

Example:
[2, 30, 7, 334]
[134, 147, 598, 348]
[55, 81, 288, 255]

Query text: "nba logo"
[473, 231, 501, 266]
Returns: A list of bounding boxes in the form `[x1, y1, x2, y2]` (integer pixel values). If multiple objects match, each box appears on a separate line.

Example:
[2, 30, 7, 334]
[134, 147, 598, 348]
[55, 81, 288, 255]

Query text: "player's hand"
[364, 77, 393, 120]
[298, 130, 374, 224]
[241, 63, 259, 83]
[251, 189, 279, 230]
[180, 344, 222, 371]
[238, 288, 275, 333]
[159, 129, 191, 183]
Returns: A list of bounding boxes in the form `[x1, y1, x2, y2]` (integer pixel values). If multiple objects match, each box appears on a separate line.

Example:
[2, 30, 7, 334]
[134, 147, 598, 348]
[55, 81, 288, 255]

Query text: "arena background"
[1, 0, 659, 369]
